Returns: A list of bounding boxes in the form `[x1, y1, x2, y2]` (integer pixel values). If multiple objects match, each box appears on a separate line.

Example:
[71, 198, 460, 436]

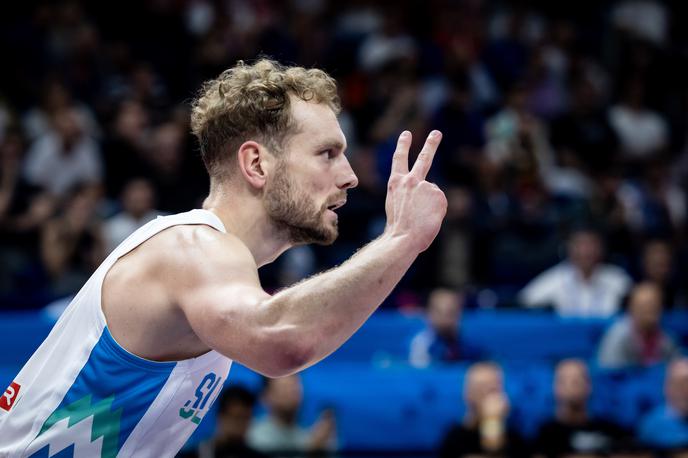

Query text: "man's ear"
[237, 140, 274, 189]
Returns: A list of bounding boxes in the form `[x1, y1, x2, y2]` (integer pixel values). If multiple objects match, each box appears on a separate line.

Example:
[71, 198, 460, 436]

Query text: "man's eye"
[321, 149, 334, 159]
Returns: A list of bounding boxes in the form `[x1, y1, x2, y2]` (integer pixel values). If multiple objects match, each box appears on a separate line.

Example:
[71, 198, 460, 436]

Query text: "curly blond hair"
[191, 59, 340, 182]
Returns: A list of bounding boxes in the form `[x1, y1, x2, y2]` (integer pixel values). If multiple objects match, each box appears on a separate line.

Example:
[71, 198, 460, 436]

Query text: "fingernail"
[401, 131, 411, 138]
[430, 130, 440, 138]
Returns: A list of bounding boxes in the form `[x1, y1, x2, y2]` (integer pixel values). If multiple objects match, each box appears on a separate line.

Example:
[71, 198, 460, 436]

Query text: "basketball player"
[0, 59, 447, 457]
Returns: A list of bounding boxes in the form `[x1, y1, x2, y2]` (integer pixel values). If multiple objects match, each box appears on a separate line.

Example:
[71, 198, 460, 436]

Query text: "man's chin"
[286, 223, 337, 246]
[301, 229, 338, 246]
[314, 231, 337, 246]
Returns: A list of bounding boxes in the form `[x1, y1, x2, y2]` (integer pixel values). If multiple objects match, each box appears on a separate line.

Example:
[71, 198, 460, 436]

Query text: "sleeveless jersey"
[0, 209, 233, 457]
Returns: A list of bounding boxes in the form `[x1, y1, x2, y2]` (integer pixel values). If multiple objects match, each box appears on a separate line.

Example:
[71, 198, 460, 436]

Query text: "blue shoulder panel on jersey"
[30, 327, 176, 457]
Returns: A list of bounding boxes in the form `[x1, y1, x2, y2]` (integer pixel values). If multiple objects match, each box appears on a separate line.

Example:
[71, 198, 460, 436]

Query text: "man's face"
[53, 108, 83, 147]
[265, 375, 303, 418]
[568, 231, 602, 273]
[264, 98, 358, 245]
[219, 401, 253, 442]
[465, 365, 504, 413]
[629, 284, 662, 333]
[428, 290, 461, 338]
[122, 179, 154, 218]
[555, 360, 591, 406]
[643, 241, 672, 283]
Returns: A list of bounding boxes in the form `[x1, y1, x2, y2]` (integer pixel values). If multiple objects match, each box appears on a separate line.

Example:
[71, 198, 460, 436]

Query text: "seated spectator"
[638, 358, 688, 449]
[640, 239, 686, 309]
[248, 374, 336, 456]
[22, 80, 101, 142]
[518, 227, 632, 317]
[608, 77, 668, 162]
[409, 288, 482, 367]
[40, 183, 105, 297]
[439, 362, 528, 457]
[0, 128, 57, 303]
[22, 106, 102, 198]
[103, 178, 162, 254]
[535, 359, 630, 456]
[143, 121, 207, 213]
[211, 385, 266, 458]
[598, 282, 681, 369]
[549, 76, 619, 173]
[102, 99, 153, 198]
[617, 160, 687, 239]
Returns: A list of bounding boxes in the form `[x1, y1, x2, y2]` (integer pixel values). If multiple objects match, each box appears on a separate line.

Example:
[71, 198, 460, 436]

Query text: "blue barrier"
[2, 309, 686, 368]
[0, 309, 684, 450]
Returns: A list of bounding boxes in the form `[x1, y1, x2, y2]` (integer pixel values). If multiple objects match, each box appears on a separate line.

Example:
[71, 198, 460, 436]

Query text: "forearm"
[265, 231, 417, 367]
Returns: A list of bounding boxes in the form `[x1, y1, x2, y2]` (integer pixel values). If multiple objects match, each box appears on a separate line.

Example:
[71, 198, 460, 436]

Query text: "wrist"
[380, 228, 422, 257]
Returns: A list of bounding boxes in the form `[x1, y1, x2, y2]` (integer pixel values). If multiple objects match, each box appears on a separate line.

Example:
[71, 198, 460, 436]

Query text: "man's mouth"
[327, 199, 347, 212]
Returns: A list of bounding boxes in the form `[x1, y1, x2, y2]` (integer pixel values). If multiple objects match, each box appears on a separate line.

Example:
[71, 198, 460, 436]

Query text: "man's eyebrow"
[314, 140, 347, 152]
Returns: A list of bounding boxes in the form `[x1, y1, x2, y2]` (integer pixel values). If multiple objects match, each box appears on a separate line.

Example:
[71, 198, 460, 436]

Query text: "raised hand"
[384, 130, 448, 253]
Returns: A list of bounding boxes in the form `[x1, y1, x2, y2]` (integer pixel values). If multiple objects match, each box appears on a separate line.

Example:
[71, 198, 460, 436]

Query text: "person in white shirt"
[597, 282, 680, 369]
[518, 228, 632, 317]
[248, 375, 336, 456]
[23, 106, 102, 197]
[103, 178, 163, 254]
[608, 79, 668, 160]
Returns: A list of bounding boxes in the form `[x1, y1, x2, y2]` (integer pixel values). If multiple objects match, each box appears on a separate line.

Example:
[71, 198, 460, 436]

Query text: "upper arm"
[166, 227, 303, 376]
[597, 324, 625, 367]
[519, 270, 557, 307]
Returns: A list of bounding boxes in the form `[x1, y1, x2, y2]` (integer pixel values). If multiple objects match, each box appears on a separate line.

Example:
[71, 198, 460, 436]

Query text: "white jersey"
[0, 210, 233, 458]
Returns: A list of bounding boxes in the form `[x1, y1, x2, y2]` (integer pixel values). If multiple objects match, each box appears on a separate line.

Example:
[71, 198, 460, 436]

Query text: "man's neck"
[272, 412, 298, 428]
[556, 402, 588, 425]
[436, 330, 458, 342]
[575, 265, 596, 282]
[635, 326, 659, 338]
[203, 187, 292, 267]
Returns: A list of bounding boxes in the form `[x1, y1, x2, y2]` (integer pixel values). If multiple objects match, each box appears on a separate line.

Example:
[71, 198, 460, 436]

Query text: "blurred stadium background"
[1, 0, 687, 456]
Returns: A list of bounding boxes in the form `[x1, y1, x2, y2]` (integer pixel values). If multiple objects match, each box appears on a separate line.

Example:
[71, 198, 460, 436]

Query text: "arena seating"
[2, 309, 683, 450]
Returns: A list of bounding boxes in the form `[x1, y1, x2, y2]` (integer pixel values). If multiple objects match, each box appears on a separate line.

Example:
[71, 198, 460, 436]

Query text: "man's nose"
[337, 157, 359, 190]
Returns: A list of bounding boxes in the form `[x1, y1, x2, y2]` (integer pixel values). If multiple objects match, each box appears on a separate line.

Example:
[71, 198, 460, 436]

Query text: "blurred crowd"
[406, 286, 687, 455]
[191, 356, 688, 457]
[1, 0, 688, 455]
[1, 0, 688, 308]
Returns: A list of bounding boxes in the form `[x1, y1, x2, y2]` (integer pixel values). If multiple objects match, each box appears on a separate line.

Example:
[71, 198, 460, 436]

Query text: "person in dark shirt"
[639, 239, 686, 309]
[597, 283, 680, 369]
[409, 288, 482, 367]
[439, 362, 528, 457]
[213, 385, 267, 458]
[535, 359, 630, 457]
[638, 358, 688, 450]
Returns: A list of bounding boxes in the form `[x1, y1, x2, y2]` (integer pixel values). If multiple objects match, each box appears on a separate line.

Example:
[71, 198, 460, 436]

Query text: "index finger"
[391, 130, 412, 175]
[410, 130, 442, 179]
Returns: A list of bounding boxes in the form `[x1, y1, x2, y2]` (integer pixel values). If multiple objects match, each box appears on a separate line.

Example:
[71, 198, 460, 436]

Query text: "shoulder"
[520, 263, 567, 299]
[608, 316, 632, 335]
[597, 264, 632, 284]
[589, 418, 629, 436]
[643, 405, 673, 422]
[601, 317, 632, 341]
[638, 405, 673, 433]
[533, 262, 570, 283]
[411, 327, 435, 346]
[537, 419, 563, 434]
[118, 222, 258, 299]
[153, 224, 258, 287]
[249, 417, 275, 436]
